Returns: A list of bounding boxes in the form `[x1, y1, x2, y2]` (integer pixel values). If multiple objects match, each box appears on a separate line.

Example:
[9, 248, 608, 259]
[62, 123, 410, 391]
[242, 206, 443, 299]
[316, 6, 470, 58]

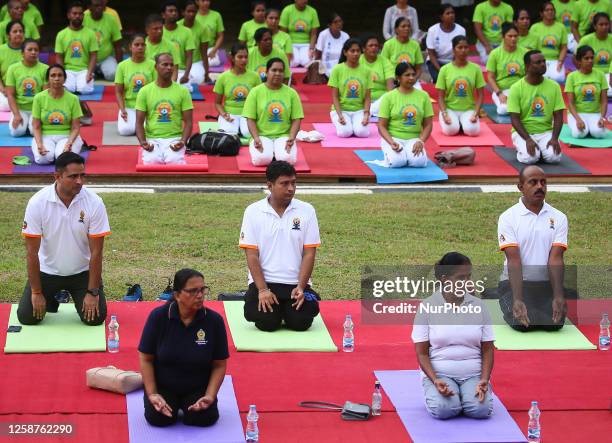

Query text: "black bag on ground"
[186, 130, 240, 156]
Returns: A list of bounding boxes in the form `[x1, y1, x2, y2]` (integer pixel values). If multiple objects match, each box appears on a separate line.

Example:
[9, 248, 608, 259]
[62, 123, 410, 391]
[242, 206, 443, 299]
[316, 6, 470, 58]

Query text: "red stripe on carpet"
[0, 147, 22, 174]
[508, 410, 612, 443]
[563, 146, 612, 176]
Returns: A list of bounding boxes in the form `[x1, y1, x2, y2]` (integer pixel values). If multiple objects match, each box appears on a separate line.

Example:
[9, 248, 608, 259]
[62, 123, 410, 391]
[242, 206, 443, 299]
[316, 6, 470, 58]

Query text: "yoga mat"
[4, 303, 106, 353]
[199, 121, 251, 146]
[483, 300, 596, 350]
[236, 145, 311, 173]
[375, 370, 527, 443]
[312, 123, 380, 149]
[559, 124, 612, 148]
[563, 55, 576, 72]
[483, 104, 512, 124]
[77, 84, 105, 101]
[0, 123, 33, 146]
[354, 150, 448, 184]
[136, 148, 209, 172]
[102, 121, 139, 146]
[13, 148, 90, 174]
[208, 50, 228, 73]
[431, 121, 503, 147]
[0, 111, 11, 122]
[126, 376, 244, 443]
[223, 301, 336, 352]
[191, 87, 205, 101]
[494, 146, 591, 175]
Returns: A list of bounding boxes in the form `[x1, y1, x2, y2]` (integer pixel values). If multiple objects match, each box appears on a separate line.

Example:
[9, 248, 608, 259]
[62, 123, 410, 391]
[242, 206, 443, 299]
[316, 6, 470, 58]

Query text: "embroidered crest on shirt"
[195, 328, 207, 345]
[549, 218, 555, 230]
[79, 210, 85, 223]
[499, 233, 506, 242]
[22, 220, 27, 230]
[240, 231, 245, 240]
[292, 217, 301, 230]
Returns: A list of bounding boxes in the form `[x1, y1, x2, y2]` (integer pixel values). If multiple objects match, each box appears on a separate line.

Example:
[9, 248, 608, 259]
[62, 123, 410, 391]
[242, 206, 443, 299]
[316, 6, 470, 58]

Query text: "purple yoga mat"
[563, 55, 575, 72]
[126, 375, 244, 443]
[208, 50, 229, 73]
[13, 147, 90, 174]
[375, 370, 527, 443]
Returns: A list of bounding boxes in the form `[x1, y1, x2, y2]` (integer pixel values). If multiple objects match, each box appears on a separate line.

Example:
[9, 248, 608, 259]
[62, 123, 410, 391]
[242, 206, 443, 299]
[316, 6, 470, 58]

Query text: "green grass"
[0, 191, 610, 301]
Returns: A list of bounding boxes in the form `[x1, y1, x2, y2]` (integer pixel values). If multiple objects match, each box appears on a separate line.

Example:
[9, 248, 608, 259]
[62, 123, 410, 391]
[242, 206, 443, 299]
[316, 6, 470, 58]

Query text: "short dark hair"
[230, 41, 248, 57]
[183, 0, 197, 9]
[68, 1, 85, 12]
[394, 16, 410, 31]
[360, 33, 378, 50]
[395, 62, 416, 78]
[452, 35, 468, 49]
[328, 12, 341, 25]
[524, 49, 541, 67]
[519, 165, 545, 184]
[266, 160, 296, 182]
[251, 0, 266, 12]
[173, 268, 204, 293]
[254, 27, 272, 43]
[266, 56, 284, 71]
[501, 22, 518, 36]
[575, 45, 594, 61]
[513, 7, 529, 22]
[154, 52, 173, 65]
[161, 0, 178, 13]
[265, 8, 280, 18]
[21, 38, 39, 52]
[46, 63, 67, 81]
[439, 3, 454, 17]
[55, 152, 85, 172]
[145, 13, 163, 28]
[434, 252, 472, 281]
[130, 33, 146, 44]
[5, 19, 23, 36]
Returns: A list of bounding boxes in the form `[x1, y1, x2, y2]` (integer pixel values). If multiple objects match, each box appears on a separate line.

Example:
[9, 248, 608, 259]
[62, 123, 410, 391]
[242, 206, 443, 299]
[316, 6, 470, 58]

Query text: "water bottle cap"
[603, 313, 609, 317]
[531, 401, 538, 405]
[346, 314, 352, 319]
[110, 315, 117, 320]
[375, 380, 380, 387]
[249, 404, 256, 409]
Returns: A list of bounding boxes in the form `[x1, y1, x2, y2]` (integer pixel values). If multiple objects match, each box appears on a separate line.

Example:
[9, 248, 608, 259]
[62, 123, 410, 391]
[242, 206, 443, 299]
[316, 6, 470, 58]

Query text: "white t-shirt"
[21, 184, 111, 276]
[411, 291, 495, 380]
[239, 197, 321, 285]
[315, 28, 349, 76]
[426, 23, 466, 64]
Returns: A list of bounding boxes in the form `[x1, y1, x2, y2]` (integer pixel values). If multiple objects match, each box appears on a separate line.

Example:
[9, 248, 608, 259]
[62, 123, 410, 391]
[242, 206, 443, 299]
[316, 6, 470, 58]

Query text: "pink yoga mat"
[0, 111, 11, 122]
[136, 149, 209, 172]
[431, 121, 502, 147]
[236, 145, 311, 172]
[313, 123, 381, 149]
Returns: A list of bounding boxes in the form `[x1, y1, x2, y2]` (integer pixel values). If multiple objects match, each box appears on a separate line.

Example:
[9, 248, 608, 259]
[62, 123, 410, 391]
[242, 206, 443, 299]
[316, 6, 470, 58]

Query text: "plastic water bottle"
[107, 315, 119, 353]
[245, 404, 259, 442]
[527, 401, 541, 443]
[342, 314, 354, 352]
[372, 380, 382, 416]
[599, 313, 610, 351]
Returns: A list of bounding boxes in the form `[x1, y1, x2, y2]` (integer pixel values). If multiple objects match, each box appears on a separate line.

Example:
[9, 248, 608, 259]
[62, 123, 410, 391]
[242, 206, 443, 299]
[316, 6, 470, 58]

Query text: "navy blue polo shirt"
[138, 301, 229, 395]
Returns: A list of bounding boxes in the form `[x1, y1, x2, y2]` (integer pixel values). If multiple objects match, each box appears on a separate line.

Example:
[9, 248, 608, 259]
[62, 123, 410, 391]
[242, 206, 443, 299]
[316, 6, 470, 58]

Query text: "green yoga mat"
[483, 300, 596, 350]
[559, 124, 612, 148]
[4, 304, 106, 353]
[198, 122, 250, 146]
[223, 301, 337, 352]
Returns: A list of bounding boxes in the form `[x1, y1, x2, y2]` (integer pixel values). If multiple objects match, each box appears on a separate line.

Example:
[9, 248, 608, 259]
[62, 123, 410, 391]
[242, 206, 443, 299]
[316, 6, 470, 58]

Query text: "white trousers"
[512, 131, 562, 164]
[117, 108, 136, 136]
[567, 34, 577, 54]
[381, 137, 428, 168]
[142, 137, 186, 164]
[97, 56, 118, 81]
[64, 70, 94, 94]
[567, 113, 607, 139]
[31, 134, 84, 164]
[492, 89, 510, 115]
[476, 41, 498, 65]
[370, 97, 382, 117]
[177, 70, 194, 92]
[249, 136, 297, 166]
[439, 110, 480, 136]
[208, 48, 221, 67]
[330, 110, 370, 138]
[607, 74, 612, 98]
[291, 44, 310, 68]
[544, 60, 566, 83]
[190, 61, 205, 85]
[218, 114, 250, 137]
[0, 93, 9, 111]
[9, 110, 33, 137]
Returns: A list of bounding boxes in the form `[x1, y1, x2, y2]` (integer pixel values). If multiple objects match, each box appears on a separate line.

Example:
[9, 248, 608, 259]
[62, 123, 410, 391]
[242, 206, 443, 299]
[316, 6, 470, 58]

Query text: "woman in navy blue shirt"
[138, 268, 229, 427]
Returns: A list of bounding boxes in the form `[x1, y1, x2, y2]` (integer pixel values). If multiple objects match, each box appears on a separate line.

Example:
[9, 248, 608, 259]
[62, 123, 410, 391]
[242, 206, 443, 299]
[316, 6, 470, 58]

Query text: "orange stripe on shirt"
[499, 243, 519, 251]
[89, 231, 111, 238]
[239, 244, 258, 250]
[552, 243, 568, 250]
[21, 233, 42, 238]
[304, 243, 321, 248]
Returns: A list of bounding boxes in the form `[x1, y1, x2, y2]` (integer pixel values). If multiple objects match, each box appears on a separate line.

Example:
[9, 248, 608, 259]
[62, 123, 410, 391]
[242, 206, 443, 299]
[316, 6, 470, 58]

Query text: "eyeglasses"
[181, 286, 211, 297]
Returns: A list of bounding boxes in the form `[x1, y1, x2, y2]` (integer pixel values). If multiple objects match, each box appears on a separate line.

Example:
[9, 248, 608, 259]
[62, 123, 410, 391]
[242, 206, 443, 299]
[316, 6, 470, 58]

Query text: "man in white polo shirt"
[497, 165, 570, 332]
[18, 152, 110, 326]
[239, 160, 321, 332]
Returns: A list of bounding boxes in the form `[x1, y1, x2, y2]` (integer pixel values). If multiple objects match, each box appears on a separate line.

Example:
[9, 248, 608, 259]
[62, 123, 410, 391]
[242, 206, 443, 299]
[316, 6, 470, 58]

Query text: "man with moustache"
[497, 166, 570, 332]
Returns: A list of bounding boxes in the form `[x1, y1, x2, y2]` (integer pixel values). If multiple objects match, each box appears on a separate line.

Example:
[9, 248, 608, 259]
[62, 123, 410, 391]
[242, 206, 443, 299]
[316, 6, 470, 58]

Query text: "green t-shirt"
[242, 83, 304, 137]
[518, 33, 539, 51]
[359, 55, 394, 101]
[163, 25, 196, 70]
[435, 62, 486, 111]
[0, 43, 23, 83]
[379, 88, 434, 140]
[195, 9, 224, 47]
[135, 82, 193, 139]
[115, 58, 157, 109]
[573, 0, 612, 36]
[552, 0, 576, 31]
[5, 61, 48, 111]
[0, 3, 43, 27]
[486, 46, 527, 90]
[177, 19, 210, 63]
[0, 17, 40, 44]
[564, 69, 607, 113]
[238, 19, 267, 48]
[273, 30, 293, 55]
[472, 1, 514, 45]
[54, 27, 99, 71]
[531, 22, 568, 61]
[381, 38, 424, 67]
[213, 69, 261, 114]
[145, 38, 180, 66]
[83, 12, 122, 61]
[507, 78, 566, 133]
[579, 33, 612, 73]
[279, 4, 320, 44]
[328, 62, 373, 112]
[32, 90, 83, 135]
[247, 46, 290, 81]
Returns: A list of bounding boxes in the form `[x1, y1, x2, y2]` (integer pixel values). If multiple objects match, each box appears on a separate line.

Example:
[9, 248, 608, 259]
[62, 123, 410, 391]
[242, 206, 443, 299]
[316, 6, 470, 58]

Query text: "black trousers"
[144, 387, 219, 427]
[498, 280, 576, 332]
[244, 282, 320, 332]
[17, 271, 107, 326]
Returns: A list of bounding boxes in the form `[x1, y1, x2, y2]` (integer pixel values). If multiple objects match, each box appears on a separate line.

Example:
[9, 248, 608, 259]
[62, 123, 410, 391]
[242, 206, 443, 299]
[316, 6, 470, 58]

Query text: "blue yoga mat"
[191, 87, 205, 101]
[77, 85, 105, 101]
[13, 147, 90, 174]
[0, 124, 33, 147]
[483, 104, 512, 124]
[354, 150, 448, 184]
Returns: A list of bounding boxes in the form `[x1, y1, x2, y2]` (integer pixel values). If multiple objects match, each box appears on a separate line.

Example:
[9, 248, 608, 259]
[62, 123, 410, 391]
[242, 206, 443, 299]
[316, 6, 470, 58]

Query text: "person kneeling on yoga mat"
[412, 252, 495, 420]
[239, 161, 321, 332]
[139, 268, 229, 427]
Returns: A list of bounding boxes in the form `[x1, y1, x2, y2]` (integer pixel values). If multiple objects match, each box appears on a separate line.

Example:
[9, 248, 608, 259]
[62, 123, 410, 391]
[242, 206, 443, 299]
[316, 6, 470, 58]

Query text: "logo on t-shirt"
[95, 30, 103, 44]
[531, 96, 546, 117]
[21, 77, 37, 97]
[396, 52, 412, 65]
[344, 79, 362, 99]
[266, 100, 285, 123]
[400, 105, 418, 126]
[489, 14, 502, 31]
[131, 74, 147, 93]
[543, 35, 557, 49]
[561, 12, 572, 28]
[70, 40, 84, 58]
[453, 78, 469, 97]
[292, 217, 301, 230]
[595, 50, 609, 66]
[581, 84, 597, 102]
[156, 101, 174, 122]
[195, 328, 208, 345]
[256, 65, 267, 81]
[47, 110, 66, 125]
[230, 84, 250, 102]
[549, 218, 555, 230]
[506, 62, 521, 76]
[293, 19, 307, 32]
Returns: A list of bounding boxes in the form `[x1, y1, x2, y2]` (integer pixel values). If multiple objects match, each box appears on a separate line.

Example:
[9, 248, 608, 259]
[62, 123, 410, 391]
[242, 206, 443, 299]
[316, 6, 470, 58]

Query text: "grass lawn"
[0, 191, 610, 301]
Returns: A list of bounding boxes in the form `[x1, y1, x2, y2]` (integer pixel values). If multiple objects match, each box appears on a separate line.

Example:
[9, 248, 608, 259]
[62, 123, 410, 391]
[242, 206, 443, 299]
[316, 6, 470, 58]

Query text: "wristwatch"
[86, 288, 100, 297]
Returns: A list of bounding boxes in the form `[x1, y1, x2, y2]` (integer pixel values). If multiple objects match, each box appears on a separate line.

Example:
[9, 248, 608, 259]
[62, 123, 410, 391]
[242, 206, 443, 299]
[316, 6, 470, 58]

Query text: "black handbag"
[186, 130, 240, 156]
[299, 401, 371, 421]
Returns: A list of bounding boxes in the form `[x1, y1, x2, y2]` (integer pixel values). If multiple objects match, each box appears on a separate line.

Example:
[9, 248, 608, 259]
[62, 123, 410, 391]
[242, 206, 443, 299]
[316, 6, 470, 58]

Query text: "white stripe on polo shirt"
[498, 198, 568, 281]
[239, 197, 320, 285]
[21, 184, 111, 276]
